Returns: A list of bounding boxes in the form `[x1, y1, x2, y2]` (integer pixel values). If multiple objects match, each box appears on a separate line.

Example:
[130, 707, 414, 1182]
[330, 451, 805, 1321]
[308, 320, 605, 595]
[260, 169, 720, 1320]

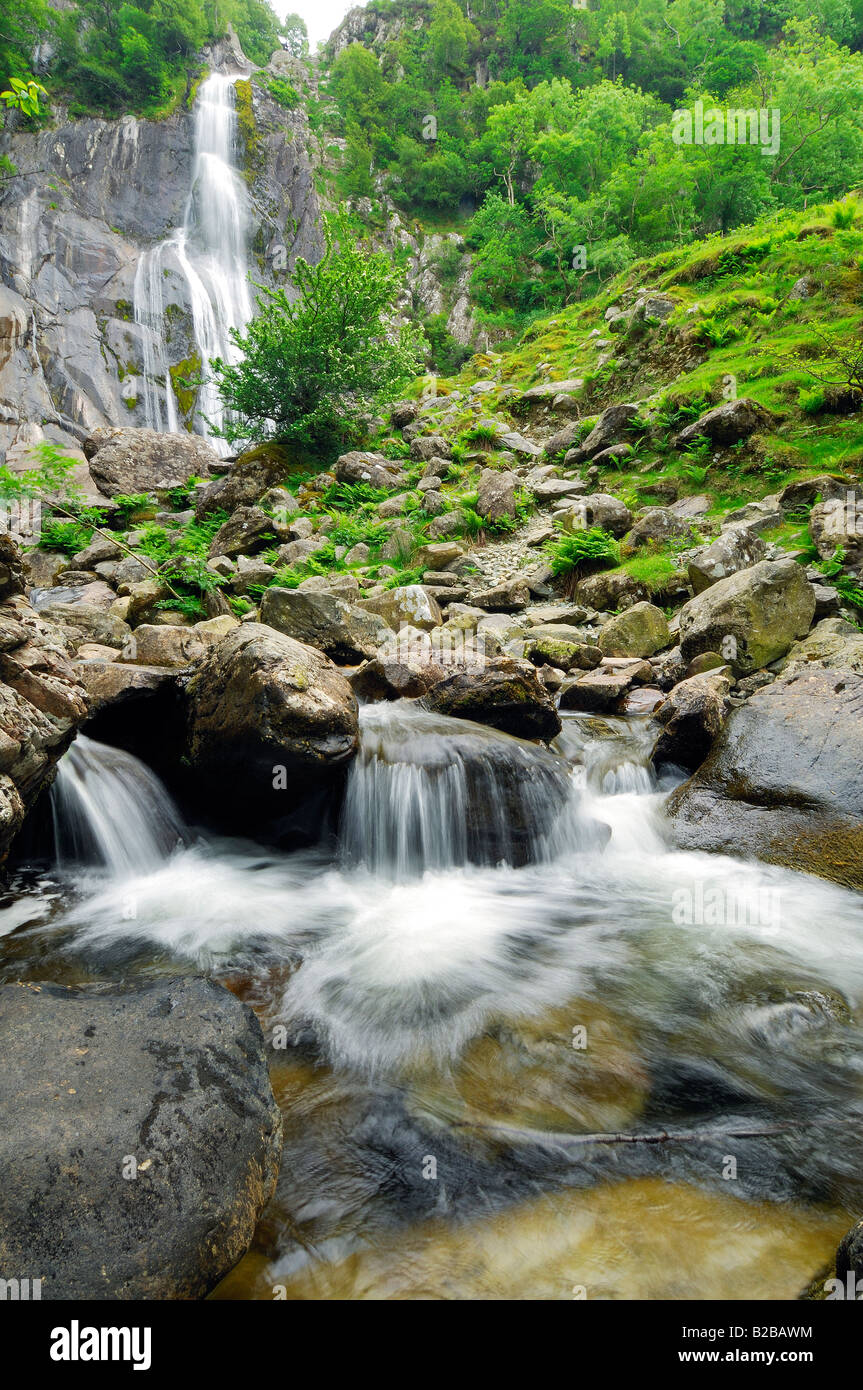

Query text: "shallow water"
[2, 705, 862, 1300]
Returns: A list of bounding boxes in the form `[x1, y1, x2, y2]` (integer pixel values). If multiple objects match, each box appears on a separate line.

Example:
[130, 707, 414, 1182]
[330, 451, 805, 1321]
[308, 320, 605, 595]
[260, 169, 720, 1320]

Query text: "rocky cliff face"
[0, 45, 323, 469]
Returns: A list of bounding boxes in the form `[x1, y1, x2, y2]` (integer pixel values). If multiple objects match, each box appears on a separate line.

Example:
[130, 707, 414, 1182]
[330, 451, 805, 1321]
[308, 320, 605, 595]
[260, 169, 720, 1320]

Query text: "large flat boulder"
[259, 587, 392, 664]
[85, 426, 219, 496]
[666, 668, 863, 889]
[0, 977, 282, 1299]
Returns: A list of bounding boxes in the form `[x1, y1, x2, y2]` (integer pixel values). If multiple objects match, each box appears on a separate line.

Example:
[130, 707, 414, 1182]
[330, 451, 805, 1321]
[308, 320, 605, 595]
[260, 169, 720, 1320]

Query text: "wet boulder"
[0, 977, 282, 1299]
[185, 623, 359, 831]
[651, 671, 730, 772]
[259, 587, 392, 665]
[667, 668, 863, 889]
[677, 558, 815, 675]
[423, 657, 561, 740]
[85, 426, 219, 497]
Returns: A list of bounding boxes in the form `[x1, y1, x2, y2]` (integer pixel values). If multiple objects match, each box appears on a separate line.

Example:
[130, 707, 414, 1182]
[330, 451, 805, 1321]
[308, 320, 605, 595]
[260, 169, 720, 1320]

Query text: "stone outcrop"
[667, 668, 863, 889]
[0, 537, 88, 859]
[0, 976, 282, 1299]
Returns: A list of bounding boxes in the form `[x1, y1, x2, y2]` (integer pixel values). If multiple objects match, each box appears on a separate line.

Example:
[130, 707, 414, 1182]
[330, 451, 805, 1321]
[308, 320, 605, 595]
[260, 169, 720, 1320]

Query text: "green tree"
[213, 212, 425, 451]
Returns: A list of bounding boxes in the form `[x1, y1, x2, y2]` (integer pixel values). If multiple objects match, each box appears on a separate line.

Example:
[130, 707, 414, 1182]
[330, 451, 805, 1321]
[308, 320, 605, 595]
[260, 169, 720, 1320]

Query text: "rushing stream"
[2, 704, 862, 1299]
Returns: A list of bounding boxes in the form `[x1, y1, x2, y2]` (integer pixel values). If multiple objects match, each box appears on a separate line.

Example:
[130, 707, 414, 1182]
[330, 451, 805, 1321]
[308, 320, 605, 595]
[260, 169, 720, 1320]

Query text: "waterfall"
[133, 244, 181, 434]
[50, 736, 187, 877]
[133, 72, 252, 452]
[340, 701, 595, 877]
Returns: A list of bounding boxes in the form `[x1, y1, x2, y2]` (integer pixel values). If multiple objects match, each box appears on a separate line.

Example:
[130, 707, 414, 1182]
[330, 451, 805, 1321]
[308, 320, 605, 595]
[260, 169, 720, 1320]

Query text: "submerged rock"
[0, 976, 282, 1299]
[667, 668, 863, 889]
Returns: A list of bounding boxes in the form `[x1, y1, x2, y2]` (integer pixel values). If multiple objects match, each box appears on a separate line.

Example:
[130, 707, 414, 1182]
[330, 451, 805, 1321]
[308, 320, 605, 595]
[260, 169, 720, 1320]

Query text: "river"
[1, 702, 861, 1299]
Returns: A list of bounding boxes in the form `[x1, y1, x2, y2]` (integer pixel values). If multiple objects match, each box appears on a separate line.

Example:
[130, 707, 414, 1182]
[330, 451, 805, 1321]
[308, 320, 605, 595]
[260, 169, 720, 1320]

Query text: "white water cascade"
[50, 736, 187, 876]
[133, 72, 253, 451]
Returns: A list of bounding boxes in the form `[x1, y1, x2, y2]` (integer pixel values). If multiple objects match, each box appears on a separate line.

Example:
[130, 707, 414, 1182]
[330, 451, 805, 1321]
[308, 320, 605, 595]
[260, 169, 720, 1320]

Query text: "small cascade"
[133, 72, 252, 451]
[50, 736, 187, 877]
[340, 701, 594, 877]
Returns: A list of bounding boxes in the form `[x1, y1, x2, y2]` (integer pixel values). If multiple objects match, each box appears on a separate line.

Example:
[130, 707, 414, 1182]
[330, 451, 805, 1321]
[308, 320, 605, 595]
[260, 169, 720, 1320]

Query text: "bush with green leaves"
[214, 211, 425, 454]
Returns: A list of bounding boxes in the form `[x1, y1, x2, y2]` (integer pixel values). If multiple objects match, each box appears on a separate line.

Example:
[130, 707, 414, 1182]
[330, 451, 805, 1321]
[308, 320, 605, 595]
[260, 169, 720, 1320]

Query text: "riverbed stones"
[0, 976, 282, 1299]
[423, 657, 561, 740]
[559, 657, 653, 712]
[85, 426, 219, 496]
[185, 624, 358, 826]
[651, 671, 730, 772]
[259, 587, 392, 664]
[667, 668, 863, 889]
[597, 602, 670, 658]
[677, 558, 816, 675]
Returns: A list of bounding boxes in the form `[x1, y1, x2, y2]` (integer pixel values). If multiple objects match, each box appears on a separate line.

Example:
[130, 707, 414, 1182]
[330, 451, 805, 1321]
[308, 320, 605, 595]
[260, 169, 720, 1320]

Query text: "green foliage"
[214, 211, 425, 451]
[1, 75, 47, 116]
[545, 526, 620, 577]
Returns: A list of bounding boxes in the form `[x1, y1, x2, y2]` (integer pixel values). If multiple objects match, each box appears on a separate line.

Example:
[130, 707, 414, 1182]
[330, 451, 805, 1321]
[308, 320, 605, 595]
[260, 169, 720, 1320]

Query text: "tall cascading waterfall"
[133, 72, 253, 453]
